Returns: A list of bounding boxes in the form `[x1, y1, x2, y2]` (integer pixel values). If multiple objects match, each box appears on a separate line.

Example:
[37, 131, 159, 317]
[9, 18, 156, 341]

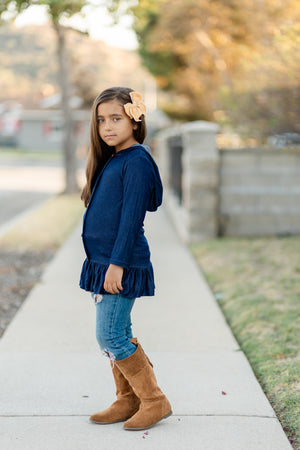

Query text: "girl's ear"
[132, 122, 138, 130]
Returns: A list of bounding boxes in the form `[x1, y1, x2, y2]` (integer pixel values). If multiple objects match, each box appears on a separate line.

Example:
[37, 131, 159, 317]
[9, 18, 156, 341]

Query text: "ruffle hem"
[79, 258, 155, 298]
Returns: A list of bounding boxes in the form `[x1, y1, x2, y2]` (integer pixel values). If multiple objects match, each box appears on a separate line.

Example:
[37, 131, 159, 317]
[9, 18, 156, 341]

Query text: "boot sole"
[90, 417, 130, 425]
[123, 410, 173, 431]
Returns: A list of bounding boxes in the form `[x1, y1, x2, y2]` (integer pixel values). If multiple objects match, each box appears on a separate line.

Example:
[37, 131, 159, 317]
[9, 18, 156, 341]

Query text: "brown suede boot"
[90, 360, 140, 424]
[116, 340, 172, 431]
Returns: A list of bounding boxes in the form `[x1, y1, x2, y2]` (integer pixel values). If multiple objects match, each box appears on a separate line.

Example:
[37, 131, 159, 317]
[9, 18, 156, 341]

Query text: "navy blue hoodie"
[80, 144, 163, 298]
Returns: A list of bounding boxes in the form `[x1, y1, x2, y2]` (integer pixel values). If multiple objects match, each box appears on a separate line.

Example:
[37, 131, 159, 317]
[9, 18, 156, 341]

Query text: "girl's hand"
[104, 264, 124, 294]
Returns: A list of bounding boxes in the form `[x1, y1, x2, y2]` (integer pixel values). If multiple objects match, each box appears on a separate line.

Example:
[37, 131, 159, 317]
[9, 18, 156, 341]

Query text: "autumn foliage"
[130, 0, 300, 138]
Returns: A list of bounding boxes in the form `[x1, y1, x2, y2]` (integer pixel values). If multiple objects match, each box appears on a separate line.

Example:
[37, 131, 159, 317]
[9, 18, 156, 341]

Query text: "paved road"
[0, 190, 52, 227]
[0, 159, 65, 232]
[0, 159, 85, 234]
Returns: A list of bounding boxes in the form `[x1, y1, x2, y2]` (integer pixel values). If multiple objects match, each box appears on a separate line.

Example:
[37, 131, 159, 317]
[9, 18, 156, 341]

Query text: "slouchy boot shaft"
[115, 339, 172, 430]
[90, 361, 140, 424]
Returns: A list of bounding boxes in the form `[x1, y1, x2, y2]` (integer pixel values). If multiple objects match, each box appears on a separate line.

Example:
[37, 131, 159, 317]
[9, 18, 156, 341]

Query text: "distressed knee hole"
[102, 349, 116, 366]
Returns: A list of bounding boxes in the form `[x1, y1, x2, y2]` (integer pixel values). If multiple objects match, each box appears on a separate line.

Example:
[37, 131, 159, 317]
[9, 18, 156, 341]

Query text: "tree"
[222, 2, 300, 138]
[120, 0, 300, 139]
[38, 1, 89, 193]
[48, 1, 87, 193]
[0, 1, 29, 19]
[1, 0, 87, 193]
[126, 0, 262, 121]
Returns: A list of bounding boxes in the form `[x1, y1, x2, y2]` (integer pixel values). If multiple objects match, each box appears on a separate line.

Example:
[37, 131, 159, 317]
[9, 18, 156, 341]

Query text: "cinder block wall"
[155, 121, 300, 242]
[219, 148, 300, 237]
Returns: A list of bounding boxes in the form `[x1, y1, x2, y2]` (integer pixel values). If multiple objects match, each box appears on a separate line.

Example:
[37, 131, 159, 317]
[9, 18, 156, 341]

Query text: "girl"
[80, 87, 172, 431]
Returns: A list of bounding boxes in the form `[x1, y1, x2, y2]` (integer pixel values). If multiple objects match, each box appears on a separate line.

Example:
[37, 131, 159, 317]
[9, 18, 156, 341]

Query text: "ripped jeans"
[92, 293, 137, 362]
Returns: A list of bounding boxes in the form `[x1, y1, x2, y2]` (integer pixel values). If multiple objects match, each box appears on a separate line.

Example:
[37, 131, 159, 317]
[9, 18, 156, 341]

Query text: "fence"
[154, 121, 300, 242]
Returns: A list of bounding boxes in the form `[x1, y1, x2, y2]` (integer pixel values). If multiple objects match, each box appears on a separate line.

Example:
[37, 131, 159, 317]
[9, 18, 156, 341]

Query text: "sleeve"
[109, 155, 154, 268]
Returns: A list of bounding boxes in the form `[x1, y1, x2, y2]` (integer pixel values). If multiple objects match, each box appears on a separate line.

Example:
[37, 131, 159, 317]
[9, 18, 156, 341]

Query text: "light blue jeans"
[92, 293, 137, 361]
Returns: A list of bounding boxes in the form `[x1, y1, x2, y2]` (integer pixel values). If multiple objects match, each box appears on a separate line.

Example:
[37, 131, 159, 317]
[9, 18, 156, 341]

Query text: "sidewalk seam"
[0, 413, 277, 419]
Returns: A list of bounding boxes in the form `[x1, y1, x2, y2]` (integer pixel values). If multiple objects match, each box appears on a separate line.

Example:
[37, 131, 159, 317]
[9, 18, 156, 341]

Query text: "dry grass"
[0, 193, 84, 338]
[191, 236, 300, 449]
[0, 194, 84, 251]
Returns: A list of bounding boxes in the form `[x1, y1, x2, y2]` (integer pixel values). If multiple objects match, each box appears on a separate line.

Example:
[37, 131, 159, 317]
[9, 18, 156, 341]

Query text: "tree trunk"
[54, 22, 79, 193]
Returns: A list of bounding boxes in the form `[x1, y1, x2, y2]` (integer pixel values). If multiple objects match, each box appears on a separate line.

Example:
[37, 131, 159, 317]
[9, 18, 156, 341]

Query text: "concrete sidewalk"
[0, 207, 292, 450]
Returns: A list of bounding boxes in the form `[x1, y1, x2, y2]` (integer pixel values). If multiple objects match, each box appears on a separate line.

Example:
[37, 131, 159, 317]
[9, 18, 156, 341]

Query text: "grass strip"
[0, 194, 84, 338]
[0, 147, 62, 161]
[0, 194, 84, 251]
[191, 236, 300, 449]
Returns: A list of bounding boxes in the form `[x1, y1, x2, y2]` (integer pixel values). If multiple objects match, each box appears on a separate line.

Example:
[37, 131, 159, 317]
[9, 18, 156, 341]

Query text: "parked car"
[267, 133, 300, 148]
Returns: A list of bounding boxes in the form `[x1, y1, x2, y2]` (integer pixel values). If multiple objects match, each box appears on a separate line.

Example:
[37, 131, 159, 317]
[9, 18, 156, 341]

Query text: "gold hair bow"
[124, 92, 146, 122]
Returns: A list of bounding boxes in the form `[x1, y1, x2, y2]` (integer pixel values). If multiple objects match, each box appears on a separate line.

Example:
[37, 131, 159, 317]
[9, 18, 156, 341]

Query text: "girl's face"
[97, 99, 139, 153]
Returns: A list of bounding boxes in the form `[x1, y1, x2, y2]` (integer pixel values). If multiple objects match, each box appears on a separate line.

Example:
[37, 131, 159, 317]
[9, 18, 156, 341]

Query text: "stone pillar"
[181, 121, 220, 242]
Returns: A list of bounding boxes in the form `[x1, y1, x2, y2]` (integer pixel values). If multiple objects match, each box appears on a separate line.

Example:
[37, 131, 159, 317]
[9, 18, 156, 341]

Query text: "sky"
[13, 3, 138, 50]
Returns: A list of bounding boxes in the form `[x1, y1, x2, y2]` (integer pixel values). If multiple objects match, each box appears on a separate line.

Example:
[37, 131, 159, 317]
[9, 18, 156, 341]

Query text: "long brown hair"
[81, 87, 147, 206]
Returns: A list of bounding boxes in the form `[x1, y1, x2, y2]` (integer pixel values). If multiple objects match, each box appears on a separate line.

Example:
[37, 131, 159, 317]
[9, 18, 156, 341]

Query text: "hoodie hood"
[138, 144, 163, 211]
